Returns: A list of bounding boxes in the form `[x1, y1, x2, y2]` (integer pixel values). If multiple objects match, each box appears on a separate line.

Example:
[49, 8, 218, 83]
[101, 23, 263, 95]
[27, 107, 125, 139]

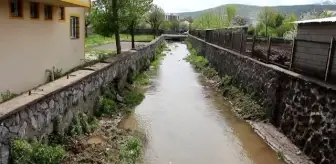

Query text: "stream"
[119, 42, 283, 164]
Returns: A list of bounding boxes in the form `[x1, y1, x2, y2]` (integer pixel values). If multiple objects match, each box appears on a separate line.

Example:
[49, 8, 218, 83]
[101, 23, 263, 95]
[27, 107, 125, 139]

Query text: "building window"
[58, 7, 65, 20]
[44, 5, 53, 20]
[70, 16, 80, 39]
[30, 2, 39, 19]
[9, 0, 23, 17]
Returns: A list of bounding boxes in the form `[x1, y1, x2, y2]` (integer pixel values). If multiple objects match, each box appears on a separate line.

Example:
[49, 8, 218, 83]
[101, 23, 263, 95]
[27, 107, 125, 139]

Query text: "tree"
[180, 21, 190, 32]
[90, 0, 114, 37]
[91, 0, 128, 54]
[85, 11, 92, 37]
[232, 16, 248, 26]
[146, 5, 165, 38]
[225, 5, 237, 26]
[191, 12, 224, 30]
[123, 0, 152, 49]
[300, 9, 333, 20]
[160, 21, 171, 30]
[170, 20, 180, 32]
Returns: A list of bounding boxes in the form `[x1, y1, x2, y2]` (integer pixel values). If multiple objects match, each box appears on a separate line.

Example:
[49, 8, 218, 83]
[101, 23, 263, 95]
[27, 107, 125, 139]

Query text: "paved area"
[248, 121, 314, 164]
[94, 41, 148, 51]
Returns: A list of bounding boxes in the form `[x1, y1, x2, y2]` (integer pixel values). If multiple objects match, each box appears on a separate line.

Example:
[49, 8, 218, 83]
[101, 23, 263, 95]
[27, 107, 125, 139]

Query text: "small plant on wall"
[47, 67, 63, 82]
[1, 90, 18, 102]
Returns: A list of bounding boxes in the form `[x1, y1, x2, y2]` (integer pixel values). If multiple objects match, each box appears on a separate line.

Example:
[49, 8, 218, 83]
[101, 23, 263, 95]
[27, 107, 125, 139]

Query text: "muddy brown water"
[120, 43, 284, 164]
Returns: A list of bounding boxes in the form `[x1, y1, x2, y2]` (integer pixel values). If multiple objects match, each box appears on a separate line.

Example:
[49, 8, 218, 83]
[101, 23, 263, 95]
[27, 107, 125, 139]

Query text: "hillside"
[177, 4, 336, 19]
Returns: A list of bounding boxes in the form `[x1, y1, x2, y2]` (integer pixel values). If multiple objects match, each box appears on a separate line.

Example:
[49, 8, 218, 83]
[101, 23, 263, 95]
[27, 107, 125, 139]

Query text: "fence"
[190, 28, 336, 83]
[190, 27, 248, 53]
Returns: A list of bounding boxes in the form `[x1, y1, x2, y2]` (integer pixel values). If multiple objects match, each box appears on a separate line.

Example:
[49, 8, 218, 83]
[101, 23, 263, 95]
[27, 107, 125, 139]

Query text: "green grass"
[151, 44, 167, 71]
[85, 34, 153, 49]
[85, 35, 115, 49]
[134, 73, 151, 86]
[119, 137, 142, 164]
[123, 90, 145, 108]
[120, 34, 154, 42]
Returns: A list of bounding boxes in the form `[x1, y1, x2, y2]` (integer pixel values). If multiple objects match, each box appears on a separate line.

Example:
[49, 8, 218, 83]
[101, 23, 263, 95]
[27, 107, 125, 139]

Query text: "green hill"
[177, 4, 336, 19]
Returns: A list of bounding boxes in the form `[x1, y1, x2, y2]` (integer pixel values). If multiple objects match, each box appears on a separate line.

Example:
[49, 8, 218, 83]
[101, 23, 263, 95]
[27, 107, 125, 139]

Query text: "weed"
[0, 90, 18, 102]
[184, 41, 267, 120]
[69, 112, 99, 136]
[119, 137, 142, 164]
[277, 151, 285, 161]
[134, 73, 151, 86]
[11, 139, 67, 164]
[53, 68, 63, 80]
[184, 49, 209, 70]
[123, 90, 145, 108]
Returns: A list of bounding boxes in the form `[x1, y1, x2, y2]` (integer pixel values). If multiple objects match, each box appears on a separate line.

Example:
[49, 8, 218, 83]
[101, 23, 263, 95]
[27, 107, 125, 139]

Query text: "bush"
[11, 139, 67, 164]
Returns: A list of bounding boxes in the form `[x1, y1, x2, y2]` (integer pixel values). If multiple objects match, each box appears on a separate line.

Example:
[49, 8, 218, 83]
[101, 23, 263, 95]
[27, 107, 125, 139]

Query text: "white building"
[165, 13, 179, 21]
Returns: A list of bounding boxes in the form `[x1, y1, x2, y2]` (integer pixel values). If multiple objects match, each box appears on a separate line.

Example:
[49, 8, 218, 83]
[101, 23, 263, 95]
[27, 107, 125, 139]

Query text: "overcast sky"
[153, 0, 323, 13]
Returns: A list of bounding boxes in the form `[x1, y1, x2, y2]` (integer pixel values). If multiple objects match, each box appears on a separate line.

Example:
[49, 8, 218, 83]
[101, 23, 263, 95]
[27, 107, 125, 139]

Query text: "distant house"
[165, 13, 180, 21]
[0, 0, 90, 95]
[292, 17, 336, 79]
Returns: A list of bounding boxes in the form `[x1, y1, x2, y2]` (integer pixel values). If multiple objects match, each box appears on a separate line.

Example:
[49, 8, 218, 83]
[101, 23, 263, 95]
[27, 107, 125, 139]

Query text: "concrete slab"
[249, 121, 314, 164]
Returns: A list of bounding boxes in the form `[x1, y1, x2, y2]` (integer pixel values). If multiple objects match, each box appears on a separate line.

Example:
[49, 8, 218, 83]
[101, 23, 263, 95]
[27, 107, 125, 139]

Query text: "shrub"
[11, 139, 67, 164]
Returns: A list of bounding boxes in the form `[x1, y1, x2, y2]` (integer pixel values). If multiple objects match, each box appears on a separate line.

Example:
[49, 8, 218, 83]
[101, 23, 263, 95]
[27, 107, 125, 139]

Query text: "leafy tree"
[85, 11, 93, 37]
[91, 0, 128, 54]
[123, 0, 153, 49]
[90, 0, 114, 37]
[191, 12, 224, 29]
[180, 21, 190, 32]
[160, 21, 171, 30]
[300, 9, 333, 20]
[232, 16, 249, 26]
[191, 5, 238, 29]
[170, 20, 180, 32]
[147, 5, 165, 38]
[225, 5, 237, 26]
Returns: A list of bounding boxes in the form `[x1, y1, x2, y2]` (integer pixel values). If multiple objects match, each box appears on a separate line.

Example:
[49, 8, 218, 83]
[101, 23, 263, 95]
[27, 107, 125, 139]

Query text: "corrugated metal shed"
[294, 16, 336, 24]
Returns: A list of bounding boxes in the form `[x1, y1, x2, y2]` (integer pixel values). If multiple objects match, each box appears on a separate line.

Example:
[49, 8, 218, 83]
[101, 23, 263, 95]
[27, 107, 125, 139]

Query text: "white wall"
[0, 0, 85, 94]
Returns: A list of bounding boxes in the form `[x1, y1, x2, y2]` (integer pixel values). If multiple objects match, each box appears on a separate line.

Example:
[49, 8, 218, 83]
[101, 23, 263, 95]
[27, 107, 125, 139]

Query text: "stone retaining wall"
[188, 35, 336, 164]
[0, 36, 164, 164]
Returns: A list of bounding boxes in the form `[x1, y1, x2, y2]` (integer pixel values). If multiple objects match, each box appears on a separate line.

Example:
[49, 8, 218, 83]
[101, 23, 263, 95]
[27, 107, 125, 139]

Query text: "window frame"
[44, 5, 53, 20]
[70, 16, 80, 39]
[30, 2, 39, 19]
[9, 0, 23, 18]
[58, 7, 65, 21]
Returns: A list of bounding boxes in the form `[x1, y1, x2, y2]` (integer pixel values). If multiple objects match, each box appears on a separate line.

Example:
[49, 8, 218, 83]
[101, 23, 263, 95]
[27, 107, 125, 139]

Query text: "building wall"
[0, 0, 85, 95]
[0, 36, 164, 164]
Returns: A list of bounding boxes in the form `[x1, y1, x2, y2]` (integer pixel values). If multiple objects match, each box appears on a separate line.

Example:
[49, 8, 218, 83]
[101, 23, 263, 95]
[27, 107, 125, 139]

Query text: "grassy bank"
[10, 42, 168, 164]
[184, 41, 266, 120]
[85, 34, 154, 49]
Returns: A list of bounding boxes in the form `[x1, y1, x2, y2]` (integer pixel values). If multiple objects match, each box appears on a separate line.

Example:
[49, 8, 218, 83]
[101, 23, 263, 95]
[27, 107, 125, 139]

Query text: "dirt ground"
[63, 115, 145, 164]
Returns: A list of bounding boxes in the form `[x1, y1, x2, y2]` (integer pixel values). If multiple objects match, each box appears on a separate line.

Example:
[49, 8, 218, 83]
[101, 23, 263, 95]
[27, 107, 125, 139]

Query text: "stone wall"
[188, 35, 336, 164]
[0, 36, 164, 164]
